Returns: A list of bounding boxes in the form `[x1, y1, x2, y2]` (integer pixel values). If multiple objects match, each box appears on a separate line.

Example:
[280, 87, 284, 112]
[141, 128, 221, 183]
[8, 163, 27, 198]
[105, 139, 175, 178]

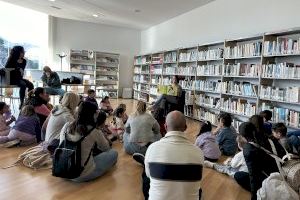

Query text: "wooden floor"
[0, 99, 250, 200]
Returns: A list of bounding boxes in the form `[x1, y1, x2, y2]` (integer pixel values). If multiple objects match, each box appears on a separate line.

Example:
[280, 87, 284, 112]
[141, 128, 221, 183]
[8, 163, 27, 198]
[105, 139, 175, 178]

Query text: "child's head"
[0, 102, 9, 114]
[20, 105, 36, 117]
[272, 123, 287, 139]
[119, 103, 126, 112]
[218, 113, 232, 128]
[96, 110, 107, 128]
[114, 107, 124, 118]
[236, 135, 247, 151]
[152, 107, 165, 122]
[197, 121, 212, 136]
[87, 89, 96, 98]
[260, 110, 272, 122]
[102, 96, 110, 103]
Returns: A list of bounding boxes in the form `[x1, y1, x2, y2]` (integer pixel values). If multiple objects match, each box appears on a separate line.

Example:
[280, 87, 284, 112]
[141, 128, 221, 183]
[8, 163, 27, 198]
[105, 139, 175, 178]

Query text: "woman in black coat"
[5, 46, 34, 108]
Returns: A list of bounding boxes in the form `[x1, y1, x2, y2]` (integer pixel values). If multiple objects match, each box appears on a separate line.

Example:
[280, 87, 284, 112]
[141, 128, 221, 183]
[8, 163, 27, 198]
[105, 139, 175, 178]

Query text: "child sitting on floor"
[0, 102, 15, 136]
[260, 110, 272, 136]
[109, 107, 125, 142]
[195, 121, 221, 162]
[100, 96, 113, 115]
[272, 123, 294, 153]
[114, 103, 128, 124]
[85, 89, 98, 107]
[204, 135, 248, 177]
[0, 105, 40, 146]
[152, 107, 166, 137]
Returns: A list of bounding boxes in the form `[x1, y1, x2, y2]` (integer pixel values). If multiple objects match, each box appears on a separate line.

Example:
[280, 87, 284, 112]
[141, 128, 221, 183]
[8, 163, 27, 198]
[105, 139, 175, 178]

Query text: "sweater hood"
[51, 105, 72, 116]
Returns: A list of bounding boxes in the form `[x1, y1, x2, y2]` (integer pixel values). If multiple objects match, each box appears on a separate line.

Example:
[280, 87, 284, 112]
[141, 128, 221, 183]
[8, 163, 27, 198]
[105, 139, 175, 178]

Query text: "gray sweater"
[125, 113, 160, 143]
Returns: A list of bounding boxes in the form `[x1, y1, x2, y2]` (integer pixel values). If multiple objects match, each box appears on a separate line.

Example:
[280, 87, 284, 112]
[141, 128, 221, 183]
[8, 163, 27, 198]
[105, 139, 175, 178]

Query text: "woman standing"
[5, 46, 34, 109]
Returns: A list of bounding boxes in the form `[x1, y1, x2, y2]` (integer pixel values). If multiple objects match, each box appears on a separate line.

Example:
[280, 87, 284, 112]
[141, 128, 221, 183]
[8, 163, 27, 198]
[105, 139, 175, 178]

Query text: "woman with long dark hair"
[5, 46, 34, 108]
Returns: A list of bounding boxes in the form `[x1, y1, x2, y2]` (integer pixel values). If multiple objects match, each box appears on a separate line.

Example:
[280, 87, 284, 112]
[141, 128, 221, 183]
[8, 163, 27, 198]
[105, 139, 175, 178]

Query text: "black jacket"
[243, 138, 285, 200]
[41, 72, 61, 88]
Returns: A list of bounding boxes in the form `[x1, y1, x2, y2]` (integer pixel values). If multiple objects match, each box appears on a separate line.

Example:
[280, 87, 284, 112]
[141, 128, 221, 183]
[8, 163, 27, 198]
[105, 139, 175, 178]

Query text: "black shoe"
[132, 153, 145, 166]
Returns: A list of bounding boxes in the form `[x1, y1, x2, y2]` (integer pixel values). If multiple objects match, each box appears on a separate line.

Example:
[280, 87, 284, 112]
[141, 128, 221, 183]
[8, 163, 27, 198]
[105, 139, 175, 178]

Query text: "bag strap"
[268, 139, 286, 179]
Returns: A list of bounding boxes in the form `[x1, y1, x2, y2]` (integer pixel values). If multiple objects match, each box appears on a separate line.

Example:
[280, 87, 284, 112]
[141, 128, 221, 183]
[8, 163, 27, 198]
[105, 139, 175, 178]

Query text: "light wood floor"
[0, 99, 250, 200]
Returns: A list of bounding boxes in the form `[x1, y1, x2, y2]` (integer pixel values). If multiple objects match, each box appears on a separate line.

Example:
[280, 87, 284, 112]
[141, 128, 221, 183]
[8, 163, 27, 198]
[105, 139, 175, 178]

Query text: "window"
[0, 1, 48, 69]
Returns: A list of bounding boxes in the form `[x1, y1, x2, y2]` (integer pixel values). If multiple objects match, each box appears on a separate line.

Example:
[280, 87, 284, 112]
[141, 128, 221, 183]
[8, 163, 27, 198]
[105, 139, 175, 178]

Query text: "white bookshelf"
[70, 50, 120, 98]
[133, 28, 300, 130]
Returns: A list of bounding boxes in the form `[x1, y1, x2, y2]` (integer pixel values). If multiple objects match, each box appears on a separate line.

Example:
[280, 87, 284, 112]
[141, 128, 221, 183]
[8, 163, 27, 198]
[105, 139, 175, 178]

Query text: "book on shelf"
[198, 48, 223, 60]
[220, 98, 256, 117]
[134, 66, 141, 74]
[194, 80, 221, 93]
[140, 75, 150, 83]
[222, 63, 259, 77]
[221, 81, 258, 97]
[179, 79, 194, 90]
[225, 41, 262, 58]
[195, 94, 220, 109]
[185, 91, 195, 105]
[178, 65, 196, 76]
[232, 119, 243, 132]
[179, 50, 198, 62]
[261, 103, 300, 128]
[184, 105, 194, 117]
[194, 108, 219, 125]
[150, 65, 162, 74]
[164, 65, 177, 75]
[164, 52, 177, 63]
[134, 57, 142, 65]
[197, 64, 222, 76]
[260, 85, 300, 103]
[264, 37, 300, 56]
[261, 62, 300, 79]
[152, 54, 163, 64]
[150, 86, 158, 96]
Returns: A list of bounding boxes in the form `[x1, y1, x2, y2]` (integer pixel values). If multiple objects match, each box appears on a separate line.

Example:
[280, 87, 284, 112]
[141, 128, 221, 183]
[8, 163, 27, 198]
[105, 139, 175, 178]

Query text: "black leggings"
[17, 79, 34, 106]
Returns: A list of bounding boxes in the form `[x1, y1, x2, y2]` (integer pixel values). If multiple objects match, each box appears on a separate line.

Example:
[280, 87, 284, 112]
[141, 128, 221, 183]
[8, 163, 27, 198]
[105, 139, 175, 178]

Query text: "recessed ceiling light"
[49, 0, 56, 2]
[92, 14, 98, 18]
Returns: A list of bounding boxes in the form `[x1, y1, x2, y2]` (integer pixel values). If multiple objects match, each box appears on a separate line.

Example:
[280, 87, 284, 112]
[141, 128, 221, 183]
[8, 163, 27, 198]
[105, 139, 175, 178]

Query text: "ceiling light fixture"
[92, 14, 98, 18]
[49, 0, 56, 2]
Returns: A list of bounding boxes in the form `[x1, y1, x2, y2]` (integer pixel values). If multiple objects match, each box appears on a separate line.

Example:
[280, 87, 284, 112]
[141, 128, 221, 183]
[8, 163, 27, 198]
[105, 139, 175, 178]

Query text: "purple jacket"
[195, 131, 221, 160]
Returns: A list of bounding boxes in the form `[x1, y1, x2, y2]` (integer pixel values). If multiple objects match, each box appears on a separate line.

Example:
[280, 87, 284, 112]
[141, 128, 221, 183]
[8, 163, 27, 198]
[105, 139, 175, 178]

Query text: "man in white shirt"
[144, 111, 204, 200]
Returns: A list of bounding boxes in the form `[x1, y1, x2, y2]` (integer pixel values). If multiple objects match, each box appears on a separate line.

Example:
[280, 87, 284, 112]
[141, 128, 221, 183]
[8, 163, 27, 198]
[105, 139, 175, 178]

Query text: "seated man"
[150, 76, 182, 111]
[143, 111, 204, 200]
[41, 66, 65, 96]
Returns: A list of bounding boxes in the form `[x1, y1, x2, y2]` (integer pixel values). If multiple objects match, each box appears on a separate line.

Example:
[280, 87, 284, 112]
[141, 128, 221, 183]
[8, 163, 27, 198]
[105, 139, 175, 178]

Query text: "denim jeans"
[72, 149, 118, 182]
[18, 79, 34, 106]
[123, 132, 161, 155]
[45, 87, 65, 96]
[153, 94, 179, 109]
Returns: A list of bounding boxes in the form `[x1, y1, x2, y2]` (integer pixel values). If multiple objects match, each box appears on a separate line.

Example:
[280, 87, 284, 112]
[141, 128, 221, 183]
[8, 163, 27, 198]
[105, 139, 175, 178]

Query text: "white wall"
[51, 17, 140, 91]
[141, 0, 300, 53]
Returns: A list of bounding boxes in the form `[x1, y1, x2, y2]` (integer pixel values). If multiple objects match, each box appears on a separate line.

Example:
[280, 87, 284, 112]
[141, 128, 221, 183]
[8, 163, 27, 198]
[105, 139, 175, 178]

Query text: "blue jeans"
[123, 132, 161, 155]
[72, 149, 118, 182]
[45, 87, 65, 96]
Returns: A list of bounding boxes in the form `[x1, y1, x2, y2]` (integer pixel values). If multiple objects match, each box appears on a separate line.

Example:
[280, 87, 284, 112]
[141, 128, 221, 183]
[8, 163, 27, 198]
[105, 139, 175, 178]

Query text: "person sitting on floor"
[113, 103, 128, 124]
[0, 105, 40, 146]
[272, 123, 294, 153]
[142, 111, 204, 200]
[0, 102, 16, 136]
[259, 110, 273, 136]
[85, 89, 98, 107]
[100, 96, 113, 115]
[43, 92, 79, 144]
[195, 120, 221, 162]
[109, 107, 125, 142]
[59, 102, 118, 182]
[150, 75, 182, 111]
[214, 113, 238, 156]
[124, 101, 161, 155]
[41, 66, 65, 97]
[204, 135, 249, 191]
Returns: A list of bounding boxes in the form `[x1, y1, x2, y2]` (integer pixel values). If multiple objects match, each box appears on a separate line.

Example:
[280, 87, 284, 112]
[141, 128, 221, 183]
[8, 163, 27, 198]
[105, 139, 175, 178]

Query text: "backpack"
[52, 127, 94, 179]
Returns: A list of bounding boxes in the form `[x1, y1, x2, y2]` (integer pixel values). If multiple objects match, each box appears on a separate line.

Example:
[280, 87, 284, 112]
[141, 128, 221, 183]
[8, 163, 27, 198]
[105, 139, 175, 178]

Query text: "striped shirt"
[145, 131, 204, 200]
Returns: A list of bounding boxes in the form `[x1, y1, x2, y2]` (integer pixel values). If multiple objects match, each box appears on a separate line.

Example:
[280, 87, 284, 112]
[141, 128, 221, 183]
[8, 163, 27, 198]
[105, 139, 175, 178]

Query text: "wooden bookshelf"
[70, 50, 120, 98]
[133, 27, 300, 129]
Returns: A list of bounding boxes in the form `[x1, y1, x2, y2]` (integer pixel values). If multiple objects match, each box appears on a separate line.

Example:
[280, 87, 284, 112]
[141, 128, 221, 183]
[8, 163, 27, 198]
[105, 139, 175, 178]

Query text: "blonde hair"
[236, 135, 247, 150]
[43, 66, 52, 73]
[20, 105, 36, 117]
[61, 92, 79, 114]
[132, 101, 146, 117]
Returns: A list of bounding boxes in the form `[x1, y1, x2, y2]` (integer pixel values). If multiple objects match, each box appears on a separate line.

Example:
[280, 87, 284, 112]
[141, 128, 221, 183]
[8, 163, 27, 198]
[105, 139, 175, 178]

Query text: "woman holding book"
[150, 75, 182, 111]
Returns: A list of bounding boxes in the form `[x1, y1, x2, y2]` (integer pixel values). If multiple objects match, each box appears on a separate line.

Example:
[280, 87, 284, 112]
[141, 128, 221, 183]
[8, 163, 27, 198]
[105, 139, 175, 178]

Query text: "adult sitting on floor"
[41, 66, 65, 97]
[134, 111, 204, 200]
[124, 101, 161, 155]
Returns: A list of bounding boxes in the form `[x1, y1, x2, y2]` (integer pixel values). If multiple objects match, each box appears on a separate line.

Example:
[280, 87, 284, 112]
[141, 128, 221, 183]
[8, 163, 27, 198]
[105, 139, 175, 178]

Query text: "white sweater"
[230, 151, 248, 173]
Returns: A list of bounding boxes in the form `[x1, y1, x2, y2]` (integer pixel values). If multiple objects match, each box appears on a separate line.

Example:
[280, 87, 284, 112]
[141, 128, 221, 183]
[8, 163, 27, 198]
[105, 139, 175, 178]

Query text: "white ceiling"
[1, 0, 215, 29]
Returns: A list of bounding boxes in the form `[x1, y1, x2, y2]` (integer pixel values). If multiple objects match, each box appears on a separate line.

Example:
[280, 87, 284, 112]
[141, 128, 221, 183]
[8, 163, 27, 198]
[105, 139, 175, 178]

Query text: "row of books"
[260, 86, 300, 103]
[222, 63, 260, 77]
[177, 66, 196, 76]
[197, 64, 222, 76]
[194, 80, 221, 92]
[232, 119, 243, 132]
[198, 48, 223, 60]
[164, 52, 177, 63]
[221, 81, 258, 97]
[150, 65, 163, 74]
[263, 38, 300, 56]
[194, 108, 219, 125]
[179, 51, 198, 62]
[134, 67, 141, 74]
[185, 91, 195, 105]
[149, 86, 158, 96]
[225, 42, 262, 58]
[262, 103, 299, 128]
[150, 77, 161, 85]
[220, 98, 256, 117]
[261, 63, 300, 79]
[195, 94, 220, 109]
[184, 105, 194, 117]
[179, 79, 194, 90]
[152, 54, 164, 64]
[164, 67, 177, 75]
